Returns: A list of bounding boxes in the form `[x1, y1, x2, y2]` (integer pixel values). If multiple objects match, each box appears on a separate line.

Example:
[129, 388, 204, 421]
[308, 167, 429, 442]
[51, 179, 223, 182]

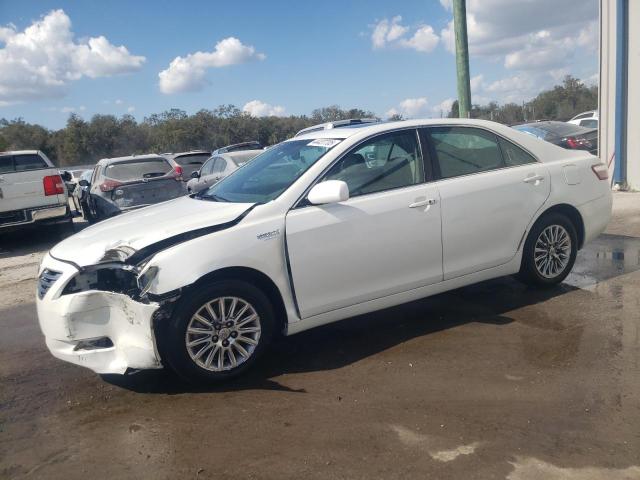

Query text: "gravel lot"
[1, 193, 639, 479]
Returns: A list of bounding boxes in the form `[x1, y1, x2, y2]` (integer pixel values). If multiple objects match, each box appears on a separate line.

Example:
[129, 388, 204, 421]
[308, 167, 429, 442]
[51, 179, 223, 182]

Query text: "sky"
[0, 0, 599, 129]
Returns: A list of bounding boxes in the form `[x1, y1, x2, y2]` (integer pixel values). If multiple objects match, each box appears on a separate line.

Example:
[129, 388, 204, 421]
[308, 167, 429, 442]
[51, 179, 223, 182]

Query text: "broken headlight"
[136, 266, 159, 296]
[62, 264, 139, 297]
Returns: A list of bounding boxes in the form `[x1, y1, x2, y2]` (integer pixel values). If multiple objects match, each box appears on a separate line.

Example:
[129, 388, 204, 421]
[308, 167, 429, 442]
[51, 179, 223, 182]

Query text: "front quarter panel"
[144, 206, 299, 324]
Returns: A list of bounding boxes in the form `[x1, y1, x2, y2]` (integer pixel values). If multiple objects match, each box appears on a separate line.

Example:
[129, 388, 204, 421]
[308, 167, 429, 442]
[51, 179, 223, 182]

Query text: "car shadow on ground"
[102, 277, 577, 395]
[103, 232, 640, 395]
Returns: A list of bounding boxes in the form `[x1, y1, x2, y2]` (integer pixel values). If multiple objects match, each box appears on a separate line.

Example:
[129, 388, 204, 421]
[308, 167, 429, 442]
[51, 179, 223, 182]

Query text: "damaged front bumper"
[36, 253, 164, 374]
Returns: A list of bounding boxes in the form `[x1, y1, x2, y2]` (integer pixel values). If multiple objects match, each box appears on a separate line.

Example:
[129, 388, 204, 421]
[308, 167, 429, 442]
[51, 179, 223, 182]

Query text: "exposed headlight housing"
[137, 266, 159, 296]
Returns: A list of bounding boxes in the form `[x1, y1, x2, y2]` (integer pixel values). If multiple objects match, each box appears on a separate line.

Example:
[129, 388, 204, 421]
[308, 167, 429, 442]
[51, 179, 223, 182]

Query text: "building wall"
[599, 0, 617, 182]
[600, 0, 639, 190]
[626, 0, 640, 190]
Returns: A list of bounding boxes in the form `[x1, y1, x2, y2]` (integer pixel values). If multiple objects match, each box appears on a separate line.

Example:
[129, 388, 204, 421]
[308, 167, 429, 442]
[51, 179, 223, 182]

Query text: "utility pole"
[453, 0, 471, 118]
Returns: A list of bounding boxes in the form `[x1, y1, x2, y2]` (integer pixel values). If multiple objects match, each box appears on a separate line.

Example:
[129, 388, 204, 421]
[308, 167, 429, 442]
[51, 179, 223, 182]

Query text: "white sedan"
[36, 119, 612, 382]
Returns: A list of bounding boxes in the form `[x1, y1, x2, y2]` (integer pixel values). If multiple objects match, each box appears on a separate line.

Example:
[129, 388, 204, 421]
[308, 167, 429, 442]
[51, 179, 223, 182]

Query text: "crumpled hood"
[50, 196, 254, 267]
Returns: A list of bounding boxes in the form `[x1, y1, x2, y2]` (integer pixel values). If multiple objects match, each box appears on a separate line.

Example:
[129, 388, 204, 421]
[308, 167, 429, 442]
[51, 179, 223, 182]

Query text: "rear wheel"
[519, 213, 577, 287]
[161, 280, 275, 383]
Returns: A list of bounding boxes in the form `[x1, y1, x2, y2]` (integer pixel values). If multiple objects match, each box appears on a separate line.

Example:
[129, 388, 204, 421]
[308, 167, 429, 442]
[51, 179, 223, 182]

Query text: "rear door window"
[427, 127, 504, 179]
[105, 158, 172, 181]
[14, 154, 48, 171]
[497, 137, 537, 166]
[174, 153, 210, 177]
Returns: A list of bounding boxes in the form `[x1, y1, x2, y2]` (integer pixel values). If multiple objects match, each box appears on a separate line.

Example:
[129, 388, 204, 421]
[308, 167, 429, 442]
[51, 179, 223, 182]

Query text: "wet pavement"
[1, 193, 640, 479]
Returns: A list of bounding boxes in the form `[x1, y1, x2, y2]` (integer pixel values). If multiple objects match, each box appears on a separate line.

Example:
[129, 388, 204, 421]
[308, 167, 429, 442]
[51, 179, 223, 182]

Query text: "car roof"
[290, 118, 514, 140]
[163, 150, 210, 159]
[215, 150, 262, 165]
[0, 150, 40, 156]
[97, 154, 167, 165]
[292, 118, 589, 163]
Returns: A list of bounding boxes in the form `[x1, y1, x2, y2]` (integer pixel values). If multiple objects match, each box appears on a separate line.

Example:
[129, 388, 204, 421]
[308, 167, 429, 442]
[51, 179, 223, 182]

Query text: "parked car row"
[0, 142, 266, 231]
[67, 144, 263, 223]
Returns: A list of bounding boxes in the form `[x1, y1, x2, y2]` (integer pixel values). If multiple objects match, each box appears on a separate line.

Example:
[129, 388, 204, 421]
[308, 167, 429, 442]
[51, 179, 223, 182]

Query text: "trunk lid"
[110, 177, 185, 210]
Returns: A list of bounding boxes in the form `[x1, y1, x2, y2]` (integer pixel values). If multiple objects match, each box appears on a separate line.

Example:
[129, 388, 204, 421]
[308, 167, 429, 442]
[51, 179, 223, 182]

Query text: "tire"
[160, 279, 275, 383]
[519, 212, 578, 287]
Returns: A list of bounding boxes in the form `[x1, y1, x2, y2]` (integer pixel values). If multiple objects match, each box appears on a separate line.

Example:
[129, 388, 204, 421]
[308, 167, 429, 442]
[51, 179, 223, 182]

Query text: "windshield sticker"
[307, 139, 341, 148]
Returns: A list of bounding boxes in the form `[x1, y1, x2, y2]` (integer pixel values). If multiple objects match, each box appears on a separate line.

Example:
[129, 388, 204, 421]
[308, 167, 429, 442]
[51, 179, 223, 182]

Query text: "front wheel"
[161, 280, 275, 383]
[519, 213, 577, 287]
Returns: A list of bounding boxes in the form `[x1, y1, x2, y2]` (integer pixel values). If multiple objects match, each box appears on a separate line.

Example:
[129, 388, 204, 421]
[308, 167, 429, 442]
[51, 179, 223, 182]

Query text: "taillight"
[43, 175, 64, 196]
[565, 136, 592, 149]
[591, 163, 609, 180]
[172, 166, 184, 181]
[99, 179, 123, 192]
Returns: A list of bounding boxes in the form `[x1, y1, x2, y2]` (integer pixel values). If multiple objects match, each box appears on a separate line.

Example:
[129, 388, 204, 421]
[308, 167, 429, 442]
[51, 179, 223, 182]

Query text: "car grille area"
[38, 269, 62, 299]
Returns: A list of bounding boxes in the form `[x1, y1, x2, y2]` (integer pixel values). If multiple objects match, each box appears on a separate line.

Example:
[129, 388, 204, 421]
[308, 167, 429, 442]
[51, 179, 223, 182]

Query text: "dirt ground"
[1, 193, 639, 480]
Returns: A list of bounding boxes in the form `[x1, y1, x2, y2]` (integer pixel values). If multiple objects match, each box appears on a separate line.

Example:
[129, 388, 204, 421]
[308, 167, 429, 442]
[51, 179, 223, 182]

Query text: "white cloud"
[127, 106, 135, 113]
[60, 105, 86, 113]
[438, 0, 597, 104]
[159, 37, 265, 94]
[386, 97, 429, 118]
[0, 9, 145, 104]
[432, 98, 455, 117]
[400, 25, 439, 53]
[242, 99, 285, 117]
[470, 74, 484, 92]
[371, 16, 439, 53]
[115, 99, 124, 105]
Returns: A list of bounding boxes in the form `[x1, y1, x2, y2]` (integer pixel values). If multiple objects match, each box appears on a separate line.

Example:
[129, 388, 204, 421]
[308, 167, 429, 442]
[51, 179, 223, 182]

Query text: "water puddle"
[565, 234, 640, 290]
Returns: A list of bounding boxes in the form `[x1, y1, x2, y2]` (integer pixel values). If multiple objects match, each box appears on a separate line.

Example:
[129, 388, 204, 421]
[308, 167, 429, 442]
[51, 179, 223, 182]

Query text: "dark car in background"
[513, 121, 598, 155]
[162, 150, 211, 183]
[80, 154, 185, 222]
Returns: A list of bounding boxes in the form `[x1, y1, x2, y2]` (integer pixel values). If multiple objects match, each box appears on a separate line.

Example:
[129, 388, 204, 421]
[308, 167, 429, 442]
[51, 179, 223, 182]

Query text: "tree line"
[448, 75, 598, 125]
[0, 76, 596, 167]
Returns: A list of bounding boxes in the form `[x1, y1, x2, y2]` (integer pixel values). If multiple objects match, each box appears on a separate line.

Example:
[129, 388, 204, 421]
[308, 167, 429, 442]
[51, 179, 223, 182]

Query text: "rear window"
[0, 154, 48, 173]
[15, 154, 48, 171]
[173, 153, 210, 166]
[104, 158, 172, 181]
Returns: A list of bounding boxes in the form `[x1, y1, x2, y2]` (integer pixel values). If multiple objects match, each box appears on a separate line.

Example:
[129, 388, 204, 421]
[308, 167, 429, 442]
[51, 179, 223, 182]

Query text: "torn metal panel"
[39, 290, 162, 374]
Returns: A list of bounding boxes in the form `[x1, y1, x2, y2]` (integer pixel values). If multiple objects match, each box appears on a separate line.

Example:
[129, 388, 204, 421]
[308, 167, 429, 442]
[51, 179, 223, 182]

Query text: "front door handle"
[409, 198, 437, 208]
[523, 174, 545, 184]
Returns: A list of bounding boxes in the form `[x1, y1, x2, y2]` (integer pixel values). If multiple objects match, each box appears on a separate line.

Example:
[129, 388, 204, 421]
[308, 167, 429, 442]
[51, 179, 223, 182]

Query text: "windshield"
[197, 138, 341, 203]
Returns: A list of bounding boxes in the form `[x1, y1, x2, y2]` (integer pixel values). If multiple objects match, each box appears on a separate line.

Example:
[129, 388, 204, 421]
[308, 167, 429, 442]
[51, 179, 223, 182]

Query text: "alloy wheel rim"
[534, 225, 571, 279]
[185, 296, 261, 372]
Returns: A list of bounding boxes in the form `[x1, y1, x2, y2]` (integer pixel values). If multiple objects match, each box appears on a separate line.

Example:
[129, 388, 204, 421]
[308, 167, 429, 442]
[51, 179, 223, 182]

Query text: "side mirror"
[78, 179, 90, 187]
[307, 180, 349, 205]
[61, 171, 72, 182]
[190, 170, 200, 179]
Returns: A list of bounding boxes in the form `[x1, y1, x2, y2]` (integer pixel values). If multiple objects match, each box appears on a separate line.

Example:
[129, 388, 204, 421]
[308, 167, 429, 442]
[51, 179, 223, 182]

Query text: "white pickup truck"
[0, 150, 71, 231]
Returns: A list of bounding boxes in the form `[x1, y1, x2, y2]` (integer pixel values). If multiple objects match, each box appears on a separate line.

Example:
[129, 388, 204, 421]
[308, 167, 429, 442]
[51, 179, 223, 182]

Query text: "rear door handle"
[523, 174, 545, 184]
[409, 198, 437, 208]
